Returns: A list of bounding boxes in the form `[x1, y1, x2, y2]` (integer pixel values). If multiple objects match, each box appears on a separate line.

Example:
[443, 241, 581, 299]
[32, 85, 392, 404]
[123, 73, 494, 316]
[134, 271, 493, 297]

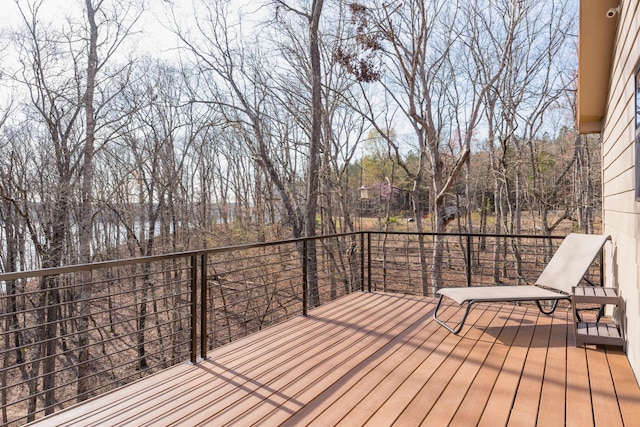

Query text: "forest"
[0, 0, 599, 277]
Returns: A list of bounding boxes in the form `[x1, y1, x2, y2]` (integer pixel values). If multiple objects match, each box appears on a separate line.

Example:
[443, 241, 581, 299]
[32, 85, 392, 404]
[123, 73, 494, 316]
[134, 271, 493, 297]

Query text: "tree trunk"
[304, 0, 324, 308]
[78, 0, 98, 402]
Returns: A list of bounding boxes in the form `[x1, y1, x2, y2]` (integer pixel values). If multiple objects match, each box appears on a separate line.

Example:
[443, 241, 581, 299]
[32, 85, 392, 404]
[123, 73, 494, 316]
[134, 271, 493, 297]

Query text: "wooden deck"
[32, 292, 640, 426]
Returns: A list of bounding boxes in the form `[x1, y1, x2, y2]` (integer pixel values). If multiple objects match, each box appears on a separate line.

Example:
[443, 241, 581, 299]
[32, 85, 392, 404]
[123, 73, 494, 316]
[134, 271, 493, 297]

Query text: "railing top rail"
[365, 231, 566, 240]
[0, 231, 564, 282]
[0, 231, 362, 282]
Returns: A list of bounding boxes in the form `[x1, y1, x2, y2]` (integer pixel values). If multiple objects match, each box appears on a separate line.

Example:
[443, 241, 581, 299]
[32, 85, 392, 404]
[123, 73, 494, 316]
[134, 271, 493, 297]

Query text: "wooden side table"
[572, 286, 625, 349]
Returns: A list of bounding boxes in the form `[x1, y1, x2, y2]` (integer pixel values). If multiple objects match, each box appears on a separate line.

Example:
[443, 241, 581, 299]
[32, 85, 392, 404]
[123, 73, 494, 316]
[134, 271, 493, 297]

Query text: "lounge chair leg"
[433, 294, 474, 335]
[535, 299, 559, 315]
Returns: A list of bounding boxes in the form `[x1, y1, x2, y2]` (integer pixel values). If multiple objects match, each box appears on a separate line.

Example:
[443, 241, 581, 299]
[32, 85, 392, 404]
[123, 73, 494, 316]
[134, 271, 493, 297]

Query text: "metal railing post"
[600, 249, 605, 286]
[367, 232, 372, 292]
[467, 234, 472, 287]
[200, 253, 208, 361]
[190, 255, 198, 364]
[360, 232, 365, 292]
[302, 240, 309, 316]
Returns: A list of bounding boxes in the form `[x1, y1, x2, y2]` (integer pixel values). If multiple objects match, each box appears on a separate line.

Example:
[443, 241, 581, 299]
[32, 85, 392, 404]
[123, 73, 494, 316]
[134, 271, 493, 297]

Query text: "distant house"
[577, 0, 640, 383]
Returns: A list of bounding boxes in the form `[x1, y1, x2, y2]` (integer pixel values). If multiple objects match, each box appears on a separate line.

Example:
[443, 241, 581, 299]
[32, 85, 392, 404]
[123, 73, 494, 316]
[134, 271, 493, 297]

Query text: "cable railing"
[364, 232, 583, 294]
[0, 232, 603, 426]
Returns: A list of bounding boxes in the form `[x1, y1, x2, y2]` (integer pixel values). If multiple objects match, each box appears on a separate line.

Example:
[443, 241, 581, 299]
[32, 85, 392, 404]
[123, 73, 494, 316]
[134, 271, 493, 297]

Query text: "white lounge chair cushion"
[534, 233, 610, 294]
[436, 285, 566, 305]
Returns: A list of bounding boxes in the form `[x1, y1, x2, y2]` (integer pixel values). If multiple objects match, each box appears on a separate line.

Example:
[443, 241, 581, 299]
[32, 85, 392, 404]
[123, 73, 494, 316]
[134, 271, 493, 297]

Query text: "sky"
[0, 0, 262, 63]
[1, 0, 177, 58]
[0, 0, 578, 142]
[0, 0, 264, 110]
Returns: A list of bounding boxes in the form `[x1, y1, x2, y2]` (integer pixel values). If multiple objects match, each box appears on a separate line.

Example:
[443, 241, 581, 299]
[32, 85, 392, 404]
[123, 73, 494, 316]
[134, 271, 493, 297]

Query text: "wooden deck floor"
[32, 292, 640, 426]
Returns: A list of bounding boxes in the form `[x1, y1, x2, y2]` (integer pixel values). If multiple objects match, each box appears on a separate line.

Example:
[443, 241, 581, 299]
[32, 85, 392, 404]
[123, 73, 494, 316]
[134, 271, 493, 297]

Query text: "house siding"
[601, 0, 640, 384]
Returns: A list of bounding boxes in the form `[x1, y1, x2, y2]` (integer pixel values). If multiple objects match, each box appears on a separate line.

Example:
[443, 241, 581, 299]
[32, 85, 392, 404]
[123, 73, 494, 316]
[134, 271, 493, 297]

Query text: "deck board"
[361, 304, 491, 427]
[587, 347, 625, 426]
[419, 306, 508, 426]
[158, 293, 419, 426]
[29, 291, 639, 427]
[508, 313, 553, 426]
[393, 307, 499, 426]
[201, 295, 434, 426]
[272, 297, 456, 426]
[477, 308, 538, 427]
[606, 348, 640, 421]
[448, 306, 522, 426]
[537, 315, 569, 427]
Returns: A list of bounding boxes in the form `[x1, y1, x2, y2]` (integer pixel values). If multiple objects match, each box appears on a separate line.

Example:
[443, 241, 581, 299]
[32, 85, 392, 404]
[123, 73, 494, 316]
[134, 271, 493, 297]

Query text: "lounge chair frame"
[433, 291, 566, 334]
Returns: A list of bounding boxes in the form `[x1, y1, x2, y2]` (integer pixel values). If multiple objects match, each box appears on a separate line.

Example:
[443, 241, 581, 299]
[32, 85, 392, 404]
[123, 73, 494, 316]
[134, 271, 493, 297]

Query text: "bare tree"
[4, 0, 143, 410]
[173, 1, 307, 237]
[10, 2, 88, 412]
[78, 0, 143, 401]
[274, 0, 324, 306]
[474, 0, 576, 277]
[103, 59, 198, 368]
[172, 0, 329, 304]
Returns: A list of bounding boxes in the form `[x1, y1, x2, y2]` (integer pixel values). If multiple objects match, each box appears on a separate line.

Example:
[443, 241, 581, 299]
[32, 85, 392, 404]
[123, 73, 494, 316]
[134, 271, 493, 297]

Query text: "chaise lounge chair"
[433, 233, 611, 334]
